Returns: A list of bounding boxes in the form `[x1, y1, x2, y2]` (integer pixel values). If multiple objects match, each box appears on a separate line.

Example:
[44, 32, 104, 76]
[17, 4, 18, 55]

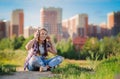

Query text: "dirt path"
[0, 67, 56, 79]
[0, 71, 56, 79]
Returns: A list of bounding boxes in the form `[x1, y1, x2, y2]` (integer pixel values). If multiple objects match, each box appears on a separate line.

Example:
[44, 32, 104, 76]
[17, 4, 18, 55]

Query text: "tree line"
[0, 34, 120, 60]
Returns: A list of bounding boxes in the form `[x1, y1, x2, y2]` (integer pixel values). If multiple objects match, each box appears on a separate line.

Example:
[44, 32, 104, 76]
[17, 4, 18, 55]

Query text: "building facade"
[88, 24, 98, 37]
[24, 26, 37, 38]
[10, 9, 24, 38]
[62, 14, 88, 39]
[107, 12, 120, 36]
[0, 20, 10, 39]
[0, 20, 6, 39]
[40, 7, 62, 41]
[99, 22, 108, 38]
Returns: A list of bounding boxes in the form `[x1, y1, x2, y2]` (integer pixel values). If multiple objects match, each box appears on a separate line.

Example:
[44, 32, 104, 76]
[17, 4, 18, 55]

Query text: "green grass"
[93, 56, 120, 79]
[0, 49, 27, 66]
[0, 49, 27, 75]
[0, 49, 120, 79]
[0, 64, 17, 75]
[43, 56, 120, 79]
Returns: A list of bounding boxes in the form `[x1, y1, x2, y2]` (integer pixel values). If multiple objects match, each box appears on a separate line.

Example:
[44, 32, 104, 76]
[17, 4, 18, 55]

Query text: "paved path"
[0, 71, 55, 79]
[0, 67, 56, 79]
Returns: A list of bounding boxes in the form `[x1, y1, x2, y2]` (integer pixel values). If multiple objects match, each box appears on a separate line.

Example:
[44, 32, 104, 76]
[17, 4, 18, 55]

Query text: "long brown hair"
[37, 28, 48, 56]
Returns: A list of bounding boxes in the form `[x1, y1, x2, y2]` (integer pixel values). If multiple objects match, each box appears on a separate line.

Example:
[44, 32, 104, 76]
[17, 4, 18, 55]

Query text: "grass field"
[43, 56, 120, 79]
[0, 49, 120, 79]
[0, 49, 27, 74]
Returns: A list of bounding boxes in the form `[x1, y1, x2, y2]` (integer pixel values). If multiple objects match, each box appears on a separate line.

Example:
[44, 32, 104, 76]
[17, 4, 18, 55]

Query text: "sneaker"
[47, 67, 51, 71]
[39, 66, 47, 72]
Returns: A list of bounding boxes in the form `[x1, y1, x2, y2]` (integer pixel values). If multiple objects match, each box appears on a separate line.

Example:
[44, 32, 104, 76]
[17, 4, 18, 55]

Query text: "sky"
[0, 0, 120, 27]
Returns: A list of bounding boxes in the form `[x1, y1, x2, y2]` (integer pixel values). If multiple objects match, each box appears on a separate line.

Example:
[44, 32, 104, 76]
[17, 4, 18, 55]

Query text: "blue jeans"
[27, 55, 64, 71]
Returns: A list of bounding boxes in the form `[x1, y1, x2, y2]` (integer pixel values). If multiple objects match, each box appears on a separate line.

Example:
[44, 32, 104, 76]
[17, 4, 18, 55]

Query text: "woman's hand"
[46, 36, 57, 54]
[46, 36, 53, 46]
[25, 39, 35, 50]
[47, 47, 57, 55]
[46, 36, 51, 42]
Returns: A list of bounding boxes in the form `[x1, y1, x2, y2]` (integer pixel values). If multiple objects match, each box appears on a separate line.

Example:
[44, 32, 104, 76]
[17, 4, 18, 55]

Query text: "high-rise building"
[24, 26, 37, 38]
[0, 20, 6, 39]
[40, 7, 62, 41]
[62, 14, 88, 39]
[0, 20, 10, 39]
[62, 20, 70, 39]
[107, 11, 120, 36]
[5, 20, 10, 38]
[99, 22, 108, 38]
[10, 9, 24, 38]
[107, 12, 114, 30]
[88, 24, 98, 37]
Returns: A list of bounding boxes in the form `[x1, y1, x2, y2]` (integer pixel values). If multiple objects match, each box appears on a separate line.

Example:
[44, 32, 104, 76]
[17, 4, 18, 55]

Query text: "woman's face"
[39, 29, 48, 41]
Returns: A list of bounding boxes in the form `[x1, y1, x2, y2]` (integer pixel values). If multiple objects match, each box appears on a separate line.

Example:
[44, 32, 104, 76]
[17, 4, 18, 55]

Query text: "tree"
[50, 34, 57, 44]
[0, 38, 12, 50]
[56, 38, 79, 59]
[21, 35, 34, 50]
[82, 37, 99, 60]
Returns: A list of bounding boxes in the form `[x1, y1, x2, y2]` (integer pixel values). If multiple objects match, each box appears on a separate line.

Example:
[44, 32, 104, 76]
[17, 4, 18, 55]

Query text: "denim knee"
[56, 55, 64, 62]
[48, 55, 64, 67]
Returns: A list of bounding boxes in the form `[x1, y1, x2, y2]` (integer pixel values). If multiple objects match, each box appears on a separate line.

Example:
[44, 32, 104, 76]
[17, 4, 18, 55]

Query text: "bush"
[0, 64, 16, 75]
[0, 36, 25, 50]
[56, 39, 80, 59]
[0, 49, 27, 66]
[21, 35, 34, 50]
[0, 38, 12, 50]
[82, 36, 120, 60]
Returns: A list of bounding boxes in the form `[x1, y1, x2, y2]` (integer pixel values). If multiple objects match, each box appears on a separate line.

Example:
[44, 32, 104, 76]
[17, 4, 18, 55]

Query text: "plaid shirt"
[24, 40, 51, 70]
[24, 40, 38, 70]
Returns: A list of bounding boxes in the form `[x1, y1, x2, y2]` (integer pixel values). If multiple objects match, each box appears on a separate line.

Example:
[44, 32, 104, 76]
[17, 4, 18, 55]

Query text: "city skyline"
[0, 0, 120, 27]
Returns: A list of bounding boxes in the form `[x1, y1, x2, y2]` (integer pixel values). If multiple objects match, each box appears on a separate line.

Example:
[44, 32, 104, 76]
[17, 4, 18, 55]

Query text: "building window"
[57, 24, 62, 34]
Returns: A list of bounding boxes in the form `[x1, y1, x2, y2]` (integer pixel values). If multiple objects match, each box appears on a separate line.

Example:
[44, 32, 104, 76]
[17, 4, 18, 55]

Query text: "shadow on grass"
[0, 64, 19, 75]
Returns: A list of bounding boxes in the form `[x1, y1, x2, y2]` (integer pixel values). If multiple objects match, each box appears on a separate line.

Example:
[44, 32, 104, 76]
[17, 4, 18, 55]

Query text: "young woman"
[24, 27, 64, 71]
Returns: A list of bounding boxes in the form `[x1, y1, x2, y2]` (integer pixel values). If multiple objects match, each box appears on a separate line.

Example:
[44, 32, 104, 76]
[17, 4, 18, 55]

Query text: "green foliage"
[93, 56, 120, 79]
[0, 36, 25, 50]
[0, 49, 27, 75]
[96, 56, 120, 73]
[43, 63, 93, 79]
[51, 64, 92, 75]
[81, 37, 100, 60]
[0, 38, 12, 50]
[56, 35, 120, 60]
[21, 35, 34, 50]
[97, 37, 120, 59]
[86, 51, 100, 70]
[43, 56, 120, 79]
[50, 34, 57, 44]
[0, 64, 16, 75]
[0, 50, 27, 66]
[11, 36, 25, 49]
[56, 38, 79, 59]
[82, 36, 120, 60]
[0, 33, 120, 60]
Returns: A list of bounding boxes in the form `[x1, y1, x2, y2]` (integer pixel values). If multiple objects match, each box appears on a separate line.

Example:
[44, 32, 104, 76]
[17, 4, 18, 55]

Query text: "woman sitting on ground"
[24, 27, 64, 71]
